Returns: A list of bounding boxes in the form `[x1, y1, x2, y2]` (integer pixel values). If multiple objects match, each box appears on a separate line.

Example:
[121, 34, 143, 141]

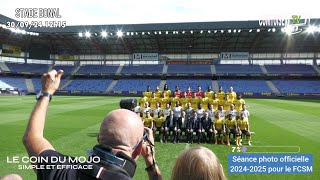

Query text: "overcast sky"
[0, 0, 319, 25]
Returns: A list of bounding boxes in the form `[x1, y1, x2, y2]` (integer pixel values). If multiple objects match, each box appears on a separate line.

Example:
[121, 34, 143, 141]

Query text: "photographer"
[23, 70, 162, 180]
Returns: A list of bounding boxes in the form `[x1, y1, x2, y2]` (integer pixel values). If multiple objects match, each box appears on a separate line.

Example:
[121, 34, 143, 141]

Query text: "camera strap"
[80, 144, 137, 179]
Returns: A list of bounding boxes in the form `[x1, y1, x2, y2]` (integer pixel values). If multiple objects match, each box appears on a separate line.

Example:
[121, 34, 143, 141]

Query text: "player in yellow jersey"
[226, 86, 237, 102]
[190, 93, 200, 109]
[153, 112, 166, 142]
[154, 85, 162, 98]
[143, 111, 154, 129]
[213, 105, 226, 144]
[202, 93, 210, 110]
[149, 92, 161, 109]
[180, 92, 190, 109]
[162, 84, 171, 99]
[142, 85, 152, 99]
[209, 94, 220, 110]
[238, 112, 251, 146]
[205, 85, 214, 99]
[170, 92, 180, 107]
[234, 94, 246, 112]
[216, 86, 225, 102]
[225, 113, 239, 146]
[138, 96, 149, 107]
[223, 95, 234, 111]
[160, 93, 170, 109]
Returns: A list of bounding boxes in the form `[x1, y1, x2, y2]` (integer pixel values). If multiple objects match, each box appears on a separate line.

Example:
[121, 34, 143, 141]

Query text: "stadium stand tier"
[166, 79, 212, 92]
[6, 63, 49, 74]
[53, 65, 74, 75]
[272, 80, 320, 93]
[215, 64, 263, 74]
[112, 79, 161, 91]
[0, 76, 27, 90]
[167, 64, 211, 74]
[62, 79, 113, 91]
[265, 64, 317, 74]
[218, 79, 272, 93]
[76, 65, 119, 74]
[121, 65, 164, 74]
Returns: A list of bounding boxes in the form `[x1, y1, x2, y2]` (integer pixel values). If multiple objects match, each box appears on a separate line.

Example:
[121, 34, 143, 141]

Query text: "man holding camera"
[23, 70, 162, 180]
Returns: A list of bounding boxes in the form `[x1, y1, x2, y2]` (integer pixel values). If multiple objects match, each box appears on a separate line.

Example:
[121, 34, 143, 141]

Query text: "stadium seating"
[265, 64, 317, 74]
[6, 63, 49, 74]
[53, 65, 74, 75]
[272, 80, 320, 93]
[167, 64, 211, 74]
[215, 64, 263, 74]
[62, 79, 113, 91]
[121, 65, 164, 74]
[218, 79, 272, 93]
[112, 79, 161, 91]
[0, 76, 27, 90]
[166, 79, 212, 92]
[77, 65, 119, 74]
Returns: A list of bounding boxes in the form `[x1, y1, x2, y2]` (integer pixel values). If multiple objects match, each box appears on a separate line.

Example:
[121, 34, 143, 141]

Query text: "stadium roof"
[1, 14, 320, 55]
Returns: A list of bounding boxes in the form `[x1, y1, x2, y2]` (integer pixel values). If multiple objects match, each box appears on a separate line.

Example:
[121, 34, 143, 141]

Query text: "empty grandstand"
[0, 14, 319, 97]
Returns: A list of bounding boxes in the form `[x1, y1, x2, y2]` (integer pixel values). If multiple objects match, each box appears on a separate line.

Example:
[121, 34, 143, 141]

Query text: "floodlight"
[190, 30, 193, 34]
[101, 31, 107, 37]
[166, 31, 168, 34]
[117, 31, 123, 37]
[159, 31, 161, 34]
[208, 30, 211, 33]
[200, 30, 203, 33]
[249, 29, 252, 32]
[238, 29, 241, 33]
[228, 29, 231, 33]
[307, 26, 316, 33]
[214, 30, 217, 33]
[272, 28, 276, 32]
[85, 31, 91, 37]
[257, 29, 260, 32]
[233, 29, 237, 33]
[221, 30, 224, 33]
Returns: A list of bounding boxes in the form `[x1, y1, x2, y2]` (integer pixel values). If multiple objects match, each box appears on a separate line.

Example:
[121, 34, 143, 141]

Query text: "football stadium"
[0, 3, 320, 180]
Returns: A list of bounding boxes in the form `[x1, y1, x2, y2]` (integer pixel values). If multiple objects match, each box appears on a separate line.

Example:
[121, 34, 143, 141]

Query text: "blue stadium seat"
[265, 64, 316, 74]
[77, 65, 119, 74]
[121, 65, 163, 74]
[167, 65, 211, 74]
[272, 80, 320, 93]
[6, 63, 49, 74]
[0, 76, 27, 90]
[166, 79, 212, 92]
[62, 79, 113, 91]
[112, 79, 160, 91]
[215, 64, 262, 74]
[218, 79, 272, 93]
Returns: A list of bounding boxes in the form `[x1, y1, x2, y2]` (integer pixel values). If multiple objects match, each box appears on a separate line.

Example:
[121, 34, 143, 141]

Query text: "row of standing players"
[135, 84, 251, 146]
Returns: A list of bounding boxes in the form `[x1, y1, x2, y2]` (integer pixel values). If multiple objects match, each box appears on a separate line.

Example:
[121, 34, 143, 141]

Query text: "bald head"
[0, 174, 22, 180]
[98, 109, 144, 153]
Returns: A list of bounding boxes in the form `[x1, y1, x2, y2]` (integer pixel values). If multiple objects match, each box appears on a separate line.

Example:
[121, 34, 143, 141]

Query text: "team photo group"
[135, 84, 252, 146]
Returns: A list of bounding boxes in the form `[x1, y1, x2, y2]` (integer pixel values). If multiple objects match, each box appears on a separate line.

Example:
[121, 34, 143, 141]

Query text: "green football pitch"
[0, 96, 319, 180]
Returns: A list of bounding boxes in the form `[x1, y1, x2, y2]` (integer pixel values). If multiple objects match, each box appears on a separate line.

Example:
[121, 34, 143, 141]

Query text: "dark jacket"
[201, 117, 213, 130]
[164, 115, 177, 128]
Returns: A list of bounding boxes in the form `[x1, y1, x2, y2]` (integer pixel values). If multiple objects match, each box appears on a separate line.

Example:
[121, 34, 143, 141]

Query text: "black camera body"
[120, 98, 138, 111]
